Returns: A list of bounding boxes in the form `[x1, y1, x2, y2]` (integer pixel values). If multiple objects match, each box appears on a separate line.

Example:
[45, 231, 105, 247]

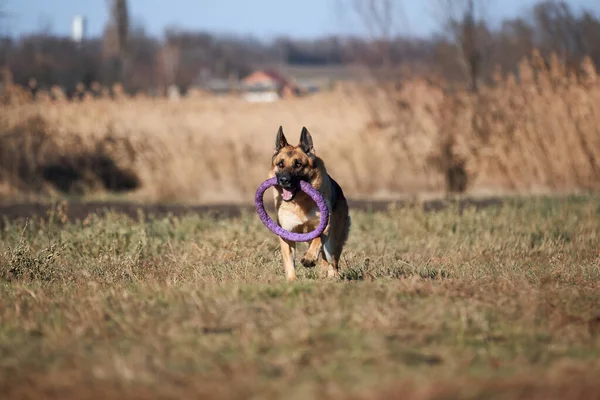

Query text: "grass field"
[1, 195, 599, 399]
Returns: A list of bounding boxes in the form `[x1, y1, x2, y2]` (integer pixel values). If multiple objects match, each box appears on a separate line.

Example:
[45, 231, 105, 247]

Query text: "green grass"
[1, 196, 600, 399]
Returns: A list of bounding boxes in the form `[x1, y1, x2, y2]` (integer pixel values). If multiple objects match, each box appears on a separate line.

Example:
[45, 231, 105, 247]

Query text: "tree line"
[1, 0, 599, 97]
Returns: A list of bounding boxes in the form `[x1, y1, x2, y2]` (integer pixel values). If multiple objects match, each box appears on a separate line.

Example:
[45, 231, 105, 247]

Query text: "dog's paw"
[300, 256, 317, 268]
[327, 266, 339, 279]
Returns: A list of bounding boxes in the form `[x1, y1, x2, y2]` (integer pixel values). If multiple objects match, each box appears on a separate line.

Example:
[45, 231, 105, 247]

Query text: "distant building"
[71, 15, 87, 43]
[190, 64, 366, 101]
[240, 70, 300, 102]
[241, 64, 369, 101]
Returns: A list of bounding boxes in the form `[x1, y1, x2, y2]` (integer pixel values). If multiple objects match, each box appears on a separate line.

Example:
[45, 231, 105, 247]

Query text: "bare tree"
[158, 42, 180, 93]
[431, 0, 490, 92]
[0, 1, 9, 91]
[348, 0, 407, 76]
[532, 1, 589, 68]
[105, 0, 130, 87]
[493, 17, 535, 76]
[334, 0, 408, 127]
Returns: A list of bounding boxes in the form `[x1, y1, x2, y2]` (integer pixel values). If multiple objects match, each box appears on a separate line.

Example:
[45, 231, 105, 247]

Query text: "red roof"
[243, 70, 291, 86]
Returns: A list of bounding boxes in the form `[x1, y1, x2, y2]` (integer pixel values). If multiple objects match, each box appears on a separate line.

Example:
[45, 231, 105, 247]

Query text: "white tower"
[71, 15, 87, 43]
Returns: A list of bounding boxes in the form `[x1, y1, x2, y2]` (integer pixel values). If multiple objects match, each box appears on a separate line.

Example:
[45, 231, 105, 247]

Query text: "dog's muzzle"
[277, 173, 298, 202]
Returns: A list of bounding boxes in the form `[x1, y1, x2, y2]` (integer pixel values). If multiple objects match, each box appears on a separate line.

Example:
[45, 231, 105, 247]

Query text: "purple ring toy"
[255, 177, 329, 242]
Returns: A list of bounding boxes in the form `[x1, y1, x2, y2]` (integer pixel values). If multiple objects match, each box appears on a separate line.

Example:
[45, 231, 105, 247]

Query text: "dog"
[268, 126, 351, 282]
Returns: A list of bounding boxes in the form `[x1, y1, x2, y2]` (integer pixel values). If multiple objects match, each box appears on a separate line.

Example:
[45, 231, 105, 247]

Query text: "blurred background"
[1, 0, 600, 205]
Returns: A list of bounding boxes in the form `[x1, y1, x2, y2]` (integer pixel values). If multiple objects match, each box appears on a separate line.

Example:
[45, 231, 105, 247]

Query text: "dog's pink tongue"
[282, 188, 294, 201]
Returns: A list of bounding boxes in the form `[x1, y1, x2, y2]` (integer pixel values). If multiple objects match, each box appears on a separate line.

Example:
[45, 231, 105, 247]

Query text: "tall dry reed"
[1, 52, 599, 203]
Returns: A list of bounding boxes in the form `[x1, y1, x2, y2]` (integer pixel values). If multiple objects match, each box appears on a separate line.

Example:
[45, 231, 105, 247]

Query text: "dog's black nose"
[278, 175, 291, 187]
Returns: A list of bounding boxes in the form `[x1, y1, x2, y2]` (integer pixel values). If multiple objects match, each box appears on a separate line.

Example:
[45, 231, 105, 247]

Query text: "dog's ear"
[274, 126, 288, 154]
[299, 127, 314, 155]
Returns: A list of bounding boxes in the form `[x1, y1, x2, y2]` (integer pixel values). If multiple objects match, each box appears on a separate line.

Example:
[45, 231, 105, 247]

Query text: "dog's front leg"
[301, 236, 322, 268]
[301, 216, 331, 268]
[279, 237, 297, 282]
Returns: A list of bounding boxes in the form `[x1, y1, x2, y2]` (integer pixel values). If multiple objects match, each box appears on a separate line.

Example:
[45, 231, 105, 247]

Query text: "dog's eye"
[277, 161, 284, 169]
[294, 161, 303, 169]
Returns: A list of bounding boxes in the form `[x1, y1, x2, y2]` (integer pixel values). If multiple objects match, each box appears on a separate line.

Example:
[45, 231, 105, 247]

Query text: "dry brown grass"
[0, 196, 599, 399]
[1, 52, 599, 203]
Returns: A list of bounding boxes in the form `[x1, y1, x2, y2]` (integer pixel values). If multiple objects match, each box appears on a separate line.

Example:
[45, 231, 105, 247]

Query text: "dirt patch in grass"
[0, 196, 504, 228]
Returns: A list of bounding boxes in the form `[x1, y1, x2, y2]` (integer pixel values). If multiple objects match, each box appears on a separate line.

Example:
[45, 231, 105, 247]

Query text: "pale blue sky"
[5, 0, 600, 40]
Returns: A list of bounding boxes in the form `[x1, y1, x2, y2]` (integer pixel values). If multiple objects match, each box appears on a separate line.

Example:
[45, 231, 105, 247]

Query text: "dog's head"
[271, 126, 317, 202]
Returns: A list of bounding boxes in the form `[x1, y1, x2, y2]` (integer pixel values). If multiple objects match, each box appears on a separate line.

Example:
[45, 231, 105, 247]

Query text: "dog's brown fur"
[268, 126, 351, 282]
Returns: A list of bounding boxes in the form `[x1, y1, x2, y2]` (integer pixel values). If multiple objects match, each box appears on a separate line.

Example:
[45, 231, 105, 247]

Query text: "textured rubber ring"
[255, 177, 329, 242]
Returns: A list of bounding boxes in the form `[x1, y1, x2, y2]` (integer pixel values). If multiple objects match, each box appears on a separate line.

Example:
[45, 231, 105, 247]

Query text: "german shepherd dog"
[268, 126, 351, 282]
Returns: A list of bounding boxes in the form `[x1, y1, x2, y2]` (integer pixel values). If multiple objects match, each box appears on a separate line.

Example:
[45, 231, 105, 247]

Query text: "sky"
[4, 0, 600, 40]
